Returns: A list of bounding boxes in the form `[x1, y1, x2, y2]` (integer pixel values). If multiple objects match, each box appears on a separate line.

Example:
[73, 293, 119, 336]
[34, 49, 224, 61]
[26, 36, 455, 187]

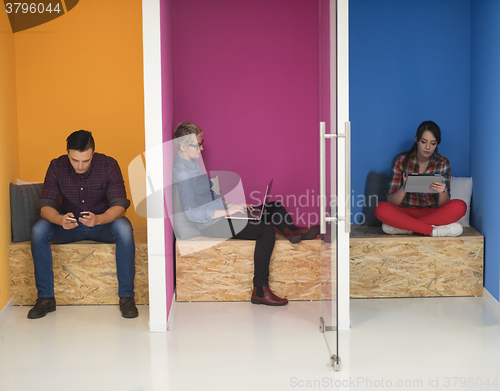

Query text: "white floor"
[1, 297, 500, 391]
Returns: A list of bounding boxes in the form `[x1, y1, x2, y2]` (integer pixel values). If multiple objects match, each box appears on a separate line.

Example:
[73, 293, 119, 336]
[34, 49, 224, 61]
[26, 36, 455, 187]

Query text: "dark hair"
[66, 130, 95, 152]
[399, 121, 441, 173]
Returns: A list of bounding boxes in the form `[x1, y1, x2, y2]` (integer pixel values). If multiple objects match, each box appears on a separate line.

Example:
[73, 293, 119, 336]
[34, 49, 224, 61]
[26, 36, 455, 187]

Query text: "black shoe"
[27, 297, 56, 319]
[119, 297, 138, 318]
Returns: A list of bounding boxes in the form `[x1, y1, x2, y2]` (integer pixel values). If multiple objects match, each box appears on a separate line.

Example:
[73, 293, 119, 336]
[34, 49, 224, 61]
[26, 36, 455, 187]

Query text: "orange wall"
[15, 0, 146, 229]
[0, 10, 20, 310]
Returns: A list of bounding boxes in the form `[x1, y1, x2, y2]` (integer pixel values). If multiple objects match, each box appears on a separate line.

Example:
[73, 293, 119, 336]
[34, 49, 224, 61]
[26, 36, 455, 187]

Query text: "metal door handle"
[320, 121, 351, 234]
[344, 121, 351, 234]
[320, 122, 326, 234]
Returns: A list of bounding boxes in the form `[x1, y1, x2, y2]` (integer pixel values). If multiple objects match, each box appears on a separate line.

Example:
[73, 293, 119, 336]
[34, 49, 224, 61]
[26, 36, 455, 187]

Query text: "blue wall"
[349, 0, 471, 224]
[470, 0, 500, 301]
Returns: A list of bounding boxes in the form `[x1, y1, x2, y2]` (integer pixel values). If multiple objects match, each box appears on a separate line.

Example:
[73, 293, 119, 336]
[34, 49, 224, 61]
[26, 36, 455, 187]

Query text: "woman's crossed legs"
[374, 199, 467, 236]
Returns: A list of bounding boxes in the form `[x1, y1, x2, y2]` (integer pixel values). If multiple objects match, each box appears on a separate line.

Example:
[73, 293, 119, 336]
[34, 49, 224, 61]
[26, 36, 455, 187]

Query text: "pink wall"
[171, 0, 321, 226]
[162, 0, 330, 320]
[319, 0, 333, 218]
[320, 0, 331, 133]
[161, 0, 175, 322]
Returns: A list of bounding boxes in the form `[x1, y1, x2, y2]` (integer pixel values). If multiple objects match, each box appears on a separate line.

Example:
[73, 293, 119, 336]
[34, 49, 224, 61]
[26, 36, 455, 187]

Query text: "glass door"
[318, 0, 339, 370]
[319, 121, 339, 370]
[318, 0, 349, 371]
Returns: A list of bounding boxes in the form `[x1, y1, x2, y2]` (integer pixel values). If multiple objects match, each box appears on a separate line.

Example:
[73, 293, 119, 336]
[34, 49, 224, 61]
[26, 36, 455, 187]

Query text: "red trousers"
[374, 199, 467, 236]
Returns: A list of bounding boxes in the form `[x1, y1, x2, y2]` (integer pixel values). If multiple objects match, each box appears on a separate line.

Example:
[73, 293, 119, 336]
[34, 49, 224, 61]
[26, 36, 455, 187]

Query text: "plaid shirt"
[388, 152, 451, 208]
[39, 153, 130, 216]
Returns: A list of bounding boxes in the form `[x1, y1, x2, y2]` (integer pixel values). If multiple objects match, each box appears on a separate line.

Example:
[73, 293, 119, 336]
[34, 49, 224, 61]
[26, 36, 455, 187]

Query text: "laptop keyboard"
[232, 209, 261, 219]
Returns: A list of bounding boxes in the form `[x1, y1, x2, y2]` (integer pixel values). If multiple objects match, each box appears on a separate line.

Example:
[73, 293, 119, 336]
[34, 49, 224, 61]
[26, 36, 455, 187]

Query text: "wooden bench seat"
[14, 223, 478, 304]
[175, 232, 321, 302]
[350, 225, 484, 298]
[9, 229, 148, 305]
[176, 226, 484, 302]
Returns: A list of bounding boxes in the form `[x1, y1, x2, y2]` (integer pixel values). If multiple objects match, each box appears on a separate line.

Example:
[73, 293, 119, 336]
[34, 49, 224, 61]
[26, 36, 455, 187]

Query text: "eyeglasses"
[188, 139, 204, 149]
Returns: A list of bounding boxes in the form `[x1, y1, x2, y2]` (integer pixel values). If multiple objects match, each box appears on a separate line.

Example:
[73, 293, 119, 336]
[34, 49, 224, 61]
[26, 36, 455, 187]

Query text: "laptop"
[225, 179, 273, 220]
[404, 174, 443, 193]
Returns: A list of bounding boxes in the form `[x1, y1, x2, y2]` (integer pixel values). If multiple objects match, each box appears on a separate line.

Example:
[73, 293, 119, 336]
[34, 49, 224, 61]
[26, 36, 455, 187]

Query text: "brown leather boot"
[251, 287, 288, 306]
[283, 225, 320, 244]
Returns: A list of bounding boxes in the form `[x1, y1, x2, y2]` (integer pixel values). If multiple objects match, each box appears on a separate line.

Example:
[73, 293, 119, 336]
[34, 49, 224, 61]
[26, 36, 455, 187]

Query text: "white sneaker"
[382, 223, 413, 235]
[431, 222, 463, 237]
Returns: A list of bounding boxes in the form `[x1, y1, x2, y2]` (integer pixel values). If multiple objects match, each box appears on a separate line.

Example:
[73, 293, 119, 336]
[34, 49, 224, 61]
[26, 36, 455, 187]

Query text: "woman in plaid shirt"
[374, 121, 466, 236]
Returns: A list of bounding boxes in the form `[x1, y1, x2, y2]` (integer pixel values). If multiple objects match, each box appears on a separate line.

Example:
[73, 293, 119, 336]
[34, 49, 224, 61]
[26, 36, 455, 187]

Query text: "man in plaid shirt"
[28, 130, 137, 319]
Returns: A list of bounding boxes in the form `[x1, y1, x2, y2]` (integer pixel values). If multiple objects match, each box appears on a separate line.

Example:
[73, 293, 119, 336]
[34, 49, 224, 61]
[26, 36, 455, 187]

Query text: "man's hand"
[61, 213, 78, 230]
[228, 204, 247, 215]
[79, 211, 101, 227]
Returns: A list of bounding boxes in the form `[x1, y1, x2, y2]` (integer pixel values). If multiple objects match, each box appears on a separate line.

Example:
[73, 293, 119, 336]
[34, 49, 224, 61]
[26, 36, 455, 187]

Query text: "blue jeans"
[31, 217, 135, 298]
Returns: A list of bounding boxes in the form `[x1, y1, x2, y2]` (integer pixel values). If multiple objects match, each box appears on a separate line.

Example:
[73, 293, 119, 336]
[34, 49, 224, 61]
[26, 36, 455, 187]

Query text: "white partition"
[142, 0, 167, 333]
[335, 0, 350, 330]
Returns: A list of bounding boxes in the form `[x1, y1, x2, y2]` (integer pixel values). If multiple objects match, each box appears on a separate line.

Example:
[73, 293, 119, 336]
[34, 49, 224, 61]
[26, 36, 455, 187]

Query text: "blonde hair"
[173, 121, 203, 150]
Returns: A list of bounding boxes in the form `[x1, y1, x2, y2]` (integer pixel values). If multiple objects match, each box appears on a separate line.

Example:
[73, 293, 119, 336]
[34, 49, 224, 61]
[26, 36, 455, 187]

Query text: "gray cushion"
[450, 177, 472, 227]
[362, 171, 390, 226]
[172, 184, 202, 240]
[10, 183, 43, 242]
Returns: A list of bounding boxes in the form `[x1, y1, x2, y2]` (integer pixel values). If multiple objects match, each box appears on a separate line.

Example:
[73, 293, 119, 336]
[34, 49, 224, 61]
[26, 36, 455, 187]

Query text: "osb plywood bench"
[175, 232, 321, 302]
[9, 229, 149, 306]
[350, 225, 484, 298]
[176, 226, 484, 302]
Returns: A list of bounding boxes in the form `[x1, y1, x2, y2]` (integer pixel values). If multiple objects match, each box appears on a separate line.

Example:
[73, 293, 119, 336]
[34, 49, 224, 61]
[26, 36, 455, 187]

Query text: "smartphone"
[80, 211, 90, 217]
[67, 217, 77, 223]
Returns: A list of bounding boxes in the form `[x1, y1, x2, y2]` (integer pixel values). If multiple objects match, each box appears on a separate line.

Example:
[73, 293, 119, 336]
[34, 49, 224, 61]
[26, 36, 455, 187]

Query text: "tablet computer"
[404, 174, 443, 193]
